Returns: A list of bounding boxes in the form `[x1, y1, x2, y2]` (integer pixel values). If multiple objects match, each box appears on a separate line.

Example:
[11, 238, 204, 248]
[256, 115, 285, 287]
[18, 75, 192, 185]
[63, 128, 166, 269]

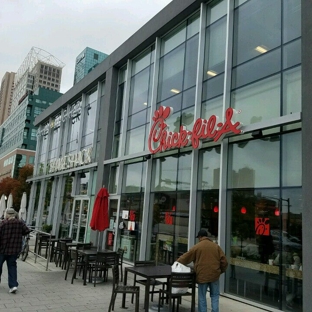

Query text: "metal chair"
[131, 260, 165, 304]
[54, 238, 72, 267]
[64, 243, 91, 282]
[117, 248, 125, 282]
[108, 265, 140, 312]
[158, 271, 196, 312]
[89, 252, 118, 286]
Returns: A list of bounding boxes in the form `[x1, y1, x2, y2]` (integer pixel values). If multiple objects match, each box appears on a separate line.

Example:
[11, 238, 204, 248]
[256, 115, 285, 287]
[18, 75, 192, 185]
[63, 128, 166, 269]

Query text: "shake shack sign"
[148, 106, 242, 154]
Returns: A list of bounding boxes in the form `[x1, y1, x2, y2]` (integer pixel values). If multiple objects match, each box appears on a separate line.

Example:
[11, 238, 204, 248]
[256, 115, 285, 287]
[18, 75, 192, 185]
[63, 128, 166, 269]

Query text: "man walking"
[177, 229, 228, 312]
[0, 208, 31, 293]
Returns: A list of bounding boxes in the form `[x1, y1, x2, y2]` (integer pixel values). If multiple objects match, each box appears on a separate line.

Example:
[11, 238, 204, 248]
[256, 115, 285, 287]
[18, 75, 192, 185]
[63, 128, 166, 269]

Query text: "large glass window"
[158, 14, 199, 104]
[67, 99, 82, 153]
[82, 88, 97, 149]
[112, 68, 126, 158]
[115, 162, 146, 262]
[228, 137, 280, 189]
[233, 0, 281, 67]
[226, 132, 302, 311]
[48, 127, 60, 161]
[231, 75, 281, 126]
[149, 153, 191, 263]
[197, 147, 221, 241]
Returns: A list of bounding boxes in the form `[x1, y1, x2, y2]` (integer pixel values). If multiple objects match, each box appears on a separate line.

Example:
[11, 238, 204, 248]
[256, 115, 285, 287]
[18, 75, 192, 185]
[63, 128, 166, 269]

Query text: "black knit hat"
[196, 229, 208, 238]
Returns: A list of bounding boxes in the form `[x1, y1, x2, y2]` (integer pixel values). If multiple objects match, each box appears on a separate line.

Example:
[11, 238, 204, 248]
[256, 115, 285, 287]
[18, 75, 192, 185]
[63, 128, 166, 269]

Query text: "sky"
[0, 0, 172, 94]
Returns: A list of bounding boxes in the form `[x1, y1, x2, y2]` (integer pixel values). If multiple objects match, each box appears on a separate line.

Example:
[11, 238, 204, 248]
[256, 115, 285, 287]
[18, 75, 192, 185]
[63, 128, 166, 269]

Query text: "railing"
[27, 226, 54, 271]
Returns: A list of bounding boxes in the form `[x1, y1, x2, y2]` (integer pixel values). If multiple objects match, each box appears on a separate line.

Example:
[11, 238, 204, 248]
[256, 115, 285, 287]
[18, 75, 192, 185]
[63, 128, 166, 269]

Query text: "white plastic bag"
[171, 261, 191, 294]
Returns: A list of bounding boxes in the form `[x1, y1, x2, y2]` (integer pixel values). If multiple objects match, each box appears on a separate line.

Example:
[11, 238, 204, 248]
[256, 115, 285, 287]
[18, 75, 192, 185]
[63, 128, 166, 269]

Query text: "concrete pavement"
[0, 252, 268, 312]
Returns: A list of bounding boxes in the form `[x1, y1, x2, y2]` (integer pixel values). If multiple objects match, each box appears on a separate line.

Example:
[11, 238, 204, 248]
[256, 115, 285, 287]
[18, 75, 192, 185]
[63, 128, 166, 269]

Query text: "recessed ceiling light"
[207, 70, 217, 77]
[170, 88, 180, 94]
[255, 45, 268, 54]
[143, 102, 147, 105]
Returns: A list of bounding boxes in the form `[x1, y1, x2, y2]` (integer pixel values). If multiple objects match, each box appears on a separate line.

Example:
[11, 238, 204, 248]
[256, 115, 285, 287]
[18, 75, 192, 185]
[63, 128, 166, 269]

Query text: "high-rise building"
[11, 47, 64, 113]
[0, 87, 62, 180]
[73, 47, 108, 85]
[0, 47, 64, 180]
[0, 72, 15, 125]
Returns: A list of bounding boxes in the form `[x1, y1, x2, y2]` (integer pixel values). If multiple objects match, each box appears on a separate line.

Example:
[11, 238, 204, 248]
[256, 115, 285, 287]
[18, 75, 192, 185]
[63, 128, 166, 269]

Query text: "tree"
[0, 165, 33, 212]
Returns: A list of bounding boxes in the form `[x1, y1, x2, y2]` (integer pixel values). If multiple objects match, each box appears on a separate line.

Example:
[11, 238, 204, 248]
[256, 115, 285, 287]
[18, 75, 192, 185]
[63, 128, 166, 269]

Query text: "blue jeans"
[198, 280, 220, 312]
[0, 254, 19, 288]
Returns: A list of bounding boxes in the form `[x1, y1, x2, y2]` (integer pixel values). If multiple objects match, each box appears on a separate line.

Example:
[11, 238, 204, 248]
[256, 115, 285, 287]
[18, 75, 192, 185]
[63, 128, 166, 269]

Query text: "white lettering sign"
[48, 147, 93, 173]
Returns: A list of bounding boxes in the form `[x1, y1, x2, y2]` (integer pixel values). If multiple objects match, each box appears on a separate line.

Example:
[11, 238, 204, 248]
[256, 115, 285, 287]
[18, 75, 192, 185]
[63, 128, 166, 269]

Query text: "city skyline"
[0, 0, 171, 94]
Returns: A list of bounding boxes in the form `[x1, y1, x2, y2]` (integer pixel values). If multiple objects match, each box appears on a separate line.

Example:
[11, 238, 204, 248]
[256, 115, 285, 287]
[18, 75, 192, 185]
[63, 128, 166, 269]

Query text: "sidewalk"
[0, 253, 268, 312]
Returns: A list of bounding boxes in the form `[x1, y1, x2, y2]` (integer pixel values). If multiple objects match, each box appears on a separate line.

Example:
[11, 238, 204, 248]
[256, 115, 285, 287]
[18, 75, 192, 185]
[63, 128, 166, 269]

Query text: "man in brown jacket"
[177, 229, 228, 312]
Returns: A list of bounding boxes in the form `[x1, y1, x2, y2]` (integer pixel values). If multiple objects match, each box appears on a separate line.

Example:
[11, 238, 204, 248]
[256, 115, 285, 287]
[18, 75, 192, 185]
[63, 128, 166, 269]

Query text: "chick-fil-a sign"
[148, 106, 242, 154]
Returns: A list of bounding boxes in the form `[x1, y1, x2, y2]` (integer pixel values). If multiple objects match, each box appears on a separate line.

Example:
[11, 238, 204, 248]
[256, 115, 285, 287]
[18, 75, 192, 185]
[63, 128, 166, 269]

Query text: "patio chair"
[89, 251, 118, 286]
[54, 238, 72, 267]
[131, 260, 165, 304]
[158, 271, 196, 312]
[117, 248, 125, 282]
[65, 244, 91, 282]
[37, 234, 55, 259]
[108, 265, 140, 312]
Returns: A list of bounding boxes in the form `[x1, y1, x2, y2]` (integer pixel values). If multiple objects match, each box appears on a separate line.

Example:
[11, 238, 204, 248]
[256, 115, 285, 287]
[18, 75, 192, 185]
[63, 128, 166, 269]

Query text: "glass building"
[28, 1, 312, 311]
[73, 47, 108, 85]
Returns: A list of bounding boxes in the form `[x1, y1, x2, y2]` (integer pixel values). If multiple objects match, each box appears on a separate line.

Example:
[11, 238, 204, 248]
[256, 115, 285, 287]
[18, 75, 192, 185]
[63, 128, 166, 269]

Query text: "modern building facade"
[73, 47, 108, 85]
[29, 0, 311, 311]
[0, 72, 15, 125]
[0, 87, 62, 179]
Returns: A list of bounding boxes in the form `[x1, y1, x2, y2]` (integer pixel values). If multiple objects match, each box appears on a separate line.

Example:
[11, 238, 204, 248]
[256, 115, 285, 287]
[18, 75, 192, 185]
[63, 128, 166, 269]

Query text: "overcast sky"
[0, 0, 171, 94]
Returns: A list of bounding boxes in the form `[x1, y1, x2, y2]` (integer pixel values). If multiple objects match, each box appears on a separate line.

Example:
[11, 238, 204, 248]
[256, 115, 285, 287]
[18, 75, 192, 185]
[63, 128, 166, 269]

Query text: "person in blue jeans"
[177, 230, 228, 312]
[0, 208, 31, 293]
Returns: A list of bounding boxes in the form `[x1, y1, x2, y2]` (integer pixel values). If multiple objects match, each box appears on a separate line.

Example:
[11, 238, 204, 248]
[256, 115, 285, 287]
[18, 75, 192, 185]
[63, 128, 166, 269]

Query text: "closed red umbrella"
[90, 187, 109, 231]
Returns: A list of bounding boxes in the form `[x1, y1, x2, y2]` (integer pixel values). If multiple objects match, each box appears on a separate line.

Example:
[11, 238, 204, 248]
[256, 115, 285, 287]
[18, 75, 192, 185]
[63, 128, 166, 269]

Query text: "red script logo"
[148, 106, 242, 154]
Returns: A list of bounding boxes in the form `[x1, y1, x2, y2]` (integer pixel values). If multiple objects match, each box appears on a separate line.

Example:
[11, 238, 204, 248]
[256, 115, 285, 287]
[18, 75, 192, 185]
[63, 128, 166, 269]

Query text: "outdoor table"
[77, 248, 114, 285]
[122, 264, 171, 311]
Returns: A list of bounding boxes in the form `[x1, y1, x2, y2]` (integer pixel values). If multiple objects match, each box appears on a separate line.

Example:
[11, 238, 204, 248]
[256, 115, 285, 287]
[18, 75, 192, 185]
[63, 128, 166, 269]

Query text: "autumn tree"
[0, 165, 33, 211]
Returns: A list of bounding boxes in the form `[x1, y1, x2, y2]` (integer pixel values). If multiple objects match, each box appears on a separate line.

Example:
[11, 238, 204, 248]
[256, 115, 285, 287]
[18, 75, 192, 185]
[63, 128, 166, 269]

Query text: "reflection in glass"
[233, 0, 281, 66]
[282, 131, 301, 187]
[226, 188, 302, 311]
[283, 67, 301, 116]
[198, 147, 221, 190]
[152, 156, 178, 192]
[228, 137, 280, 189]
[283, 0, 301, 43]
[129, 67, 151, 115]
[231, 75, 280, 126]
[125, 125, 146, 155]
[158, 45, 185, 102]
[232, 49, 281, 89]
[117, 194, 144, 262]
[150, 191, 190, 264]
[59, 177, 73, 238]
[204, 16, 226, 80]
[122, 162, 145, 193]
[31, 182, 41, 226]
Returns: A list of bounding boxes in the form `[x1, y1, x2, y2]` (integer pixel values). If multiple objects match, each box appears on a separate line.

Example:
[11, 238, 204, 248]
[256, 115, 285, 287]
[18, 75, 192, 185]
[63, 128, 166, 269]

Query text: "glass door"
[70, 197, 89, 242]
[106, 197, 120, 250]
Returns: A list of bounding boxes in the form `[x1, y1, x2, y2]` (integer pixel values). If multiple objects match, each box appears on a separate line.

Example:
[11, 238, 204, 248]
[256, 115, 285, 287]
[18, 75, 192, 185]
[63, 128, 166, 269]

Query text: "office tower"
[73, 47, 108, 85]
[0, 72, 15, 125]
[11, 47, 64, 113]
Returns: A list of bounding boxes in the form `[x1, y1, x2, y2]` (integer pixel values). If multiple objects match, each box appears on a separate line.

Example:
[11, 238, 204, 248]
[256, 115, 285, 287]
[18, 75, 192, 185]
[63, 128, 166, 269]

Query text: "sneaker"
[9, 287, 17, 294]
